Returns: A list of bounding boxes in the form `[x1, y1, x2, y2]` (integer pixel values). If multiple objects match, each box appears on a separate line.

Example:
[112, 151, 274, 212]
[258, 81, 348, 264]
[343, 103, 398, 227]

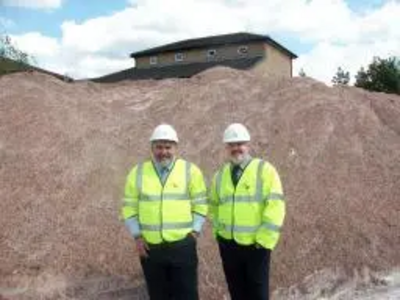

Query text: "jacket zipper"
[160, 183, 164, 242]
[232, 188, 236, 238]
[155, 159, 176, 242]
[230, 159, 253, 239]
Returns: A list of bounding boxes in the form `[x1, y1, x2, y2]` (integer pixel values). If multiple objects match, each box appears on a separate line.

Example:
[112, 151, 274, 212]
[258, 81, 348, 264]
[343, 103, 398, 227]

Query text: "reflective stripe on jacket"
[122, 158, 208, 244]
[210, 158, 285, 249]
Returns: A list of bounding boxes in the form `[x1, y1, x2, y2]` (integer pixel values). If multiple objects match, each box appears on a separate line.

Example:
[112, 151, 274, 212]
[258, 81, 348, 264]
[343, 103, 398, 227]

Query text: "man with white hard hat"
[209, 123, 286, 300]
[121, 124, 208, 300]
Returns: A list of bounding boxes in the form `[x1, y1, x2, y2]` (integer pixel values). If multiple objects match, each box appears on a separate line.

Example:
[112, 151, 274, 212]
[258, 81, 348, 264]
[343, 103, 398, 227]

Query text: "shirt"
[231, 155, 252, 186]
[153, 159, 174, 185]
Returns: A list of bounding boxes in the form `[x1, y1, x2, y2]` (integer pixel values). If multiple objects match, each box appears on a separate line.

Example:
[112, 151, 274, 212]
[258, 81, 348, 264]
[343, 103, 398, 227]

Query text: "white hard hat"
[150, 124, 179, 142]
[223, 123, 251, 143]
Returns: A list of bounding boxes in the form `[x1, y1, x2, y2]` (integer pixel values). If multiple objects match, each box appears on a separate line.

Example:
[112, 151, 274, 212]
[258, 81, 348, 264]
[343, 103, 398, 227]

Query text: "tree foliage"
[332, 67, 350, 86]
[355, 56, 400, 95]
[0, 33, 35, 65]
[299, 68, 306, 77]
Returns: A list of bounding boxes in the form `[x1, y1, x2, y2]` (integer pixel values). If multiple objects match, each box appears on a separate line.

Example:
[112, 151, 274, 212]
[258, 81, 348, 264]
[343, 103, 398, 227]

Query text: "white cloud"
[1, 0, 63, 10]
[9, 32, 133, 78]
[7, 0, 400, 82]
[11, 32, 60, 57]
[293, 40, 400, 84]
[0, 17, 15, 29]
[68, 55, 133, 78]
[294, 0, 400, 84]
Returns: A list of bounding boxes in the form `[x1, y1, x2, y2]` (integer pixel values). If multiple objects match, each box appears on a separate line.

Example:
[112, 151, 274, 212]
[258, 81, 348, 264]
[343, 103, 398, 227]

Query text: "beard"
[158, 157, 173, 167]
[230, 153, 247, 165]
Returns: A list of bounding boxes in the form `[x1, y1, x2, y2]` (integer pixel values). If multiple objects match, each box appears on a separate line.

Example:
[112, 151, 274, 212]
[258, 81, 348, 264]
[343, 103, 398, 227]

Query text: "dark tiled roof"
[130, 32, 298, 59]
[0, 57, 73, 81]
[90, 57, 264, 83]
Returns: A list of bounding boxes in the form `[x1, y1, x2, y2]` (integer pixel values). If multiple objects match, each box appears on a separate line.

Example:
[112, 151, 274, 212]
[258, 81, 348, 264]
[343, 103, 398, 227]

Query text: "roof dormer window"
[237, 45, 249, 55]
[175, 53, 184, 62]
[207, 49, 217, 57]
[149, 56, 158, 65]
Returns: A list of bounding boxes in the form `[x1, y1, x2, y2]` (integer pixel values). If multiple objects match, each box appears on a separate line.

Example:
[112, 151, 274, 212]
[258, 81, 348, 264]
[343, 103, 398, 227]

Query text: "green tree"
[355, 56, 400, 95]
[0, 33, 35, 65]
[332, 67, 350, 86]
[299, 68, 306, 77]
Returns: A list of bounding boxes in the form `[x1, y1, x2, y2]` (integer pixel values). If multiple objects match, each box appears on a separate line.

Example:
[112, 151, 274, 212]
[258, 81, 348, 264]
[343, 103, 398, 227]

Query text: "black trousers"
[218, 236, 271, 300]
[140, 235, 198, 300]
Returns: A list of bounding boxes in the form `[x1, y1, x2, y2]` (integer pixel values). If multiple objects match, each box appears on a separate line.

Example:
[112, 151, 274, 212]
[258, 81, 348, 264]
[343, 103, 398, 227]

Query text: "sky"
[0, 0, 399, 83]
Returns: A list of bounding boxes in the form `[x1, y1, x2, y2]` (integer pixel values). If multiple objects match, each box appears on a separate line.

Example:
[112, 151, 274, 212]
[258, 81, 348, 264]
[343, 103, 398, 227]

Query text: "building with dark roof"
[92, 32, 297, 83]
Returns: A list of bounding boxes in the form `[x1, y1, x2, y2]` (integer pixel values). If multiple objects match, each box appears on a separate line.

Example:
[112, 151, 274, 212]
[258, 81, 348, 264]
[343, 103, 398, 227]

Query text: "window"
[207, 49, 217, 57]
[175, 53, 184, 62]
[237, 45, 249, 55]
[149, 56, 158, 65]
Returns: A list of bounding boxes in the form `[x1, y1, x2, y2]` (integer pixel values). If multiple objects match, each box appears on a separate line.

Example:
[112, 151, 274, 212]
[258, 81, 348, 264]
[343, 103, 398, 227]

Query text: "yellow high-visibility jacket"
[122, 158, 208, 244]
[209, 158, 285, 250]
